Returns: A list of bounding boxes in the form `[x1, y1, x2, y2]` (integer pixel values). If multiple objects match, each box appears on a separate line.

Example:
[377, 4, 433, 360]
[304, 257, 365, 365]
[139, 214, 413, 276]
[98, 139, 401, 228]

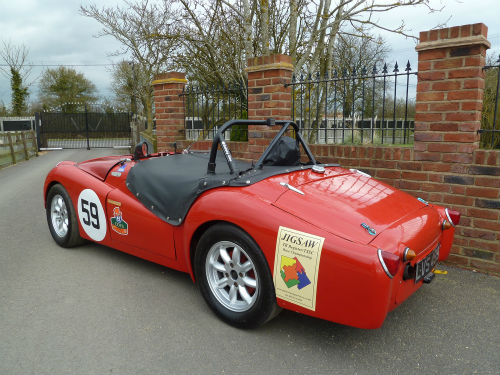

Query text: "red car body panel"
[44, 153, 458, 329]
[78, 155, 125, 181]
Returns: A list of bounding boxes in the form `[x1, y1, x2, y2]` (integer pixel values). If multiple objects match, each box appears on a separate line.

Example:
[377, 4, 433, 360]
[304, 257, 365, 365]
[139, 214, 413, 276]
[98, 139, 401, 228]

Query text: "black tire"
[194, 223, 280, 328]
[46, 184, 85, 248]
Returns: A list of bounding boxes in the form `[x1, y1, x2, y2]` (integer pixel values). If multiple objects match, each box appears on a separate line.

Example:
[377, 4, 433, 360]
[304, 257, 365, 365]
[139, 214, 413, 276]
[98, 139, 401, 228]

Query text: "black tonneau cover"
[126, 151, 312, 226]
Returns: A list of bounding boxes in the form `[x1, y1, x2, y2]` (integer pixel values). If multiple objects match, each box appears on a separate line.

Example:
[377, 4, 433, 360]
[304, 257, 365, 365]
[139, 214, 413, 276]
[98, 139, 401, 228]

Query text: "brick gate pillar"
[152, 72, 187, 152]
[245, 54, 294, 159]
[414, 23, 491, 162]
[414, 24, 500, 273]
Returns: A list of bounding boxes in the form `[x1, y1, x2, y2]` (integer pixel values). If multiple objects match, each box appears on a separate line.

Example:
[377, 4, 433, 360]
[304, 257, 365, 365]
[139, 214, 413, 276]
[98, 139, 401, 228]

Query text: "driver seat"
[263, 136, 301, 166]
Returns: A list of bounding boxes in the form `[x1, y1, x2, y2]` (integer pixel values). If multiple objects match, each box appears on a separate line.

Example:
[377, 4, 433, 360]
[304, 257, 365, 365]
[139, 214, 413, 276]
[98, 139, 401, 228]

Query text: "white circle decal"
[77, 189, 107, 242]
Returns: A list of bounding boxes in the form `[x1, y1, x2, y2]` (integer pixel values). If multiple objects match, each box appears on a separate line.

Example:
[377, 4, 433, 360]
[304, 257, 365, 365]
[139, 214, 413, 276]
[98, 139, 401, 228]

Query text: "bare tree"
[81, 0, 439, 136]
[111, 60, 152, 116]
[176, 0, 248, 88]
[82, 0, 438, 90]
[331, 32, 389, 115]
[178, 0, 437, 76]
[80, 0, 181, 129]
[480, 54, 500, 148]
[0, 41, 31, 115]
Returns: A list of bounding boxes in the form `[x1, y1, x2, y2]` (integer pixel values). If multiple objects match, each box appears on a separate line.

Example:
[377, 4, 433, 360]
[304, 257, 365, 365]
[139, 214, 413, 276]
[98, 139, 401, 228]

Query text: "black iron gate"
[181, 83, 248, 141]
[37, 108, 132, 149]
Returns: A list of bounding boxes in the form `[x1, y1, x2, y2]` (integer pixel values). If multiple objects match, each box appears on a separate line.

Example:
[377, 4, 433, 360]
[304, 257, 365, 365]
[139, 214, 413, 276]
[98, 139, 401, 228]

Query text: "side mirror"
[133, 141, 150, 160]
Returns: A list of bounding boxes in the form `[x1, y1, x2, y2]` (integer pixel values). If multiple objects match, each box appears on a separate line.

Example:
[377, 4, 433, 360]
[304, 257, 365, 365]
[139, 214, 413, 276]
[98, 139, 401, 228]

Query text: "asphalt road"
[1, 149, 499, 375]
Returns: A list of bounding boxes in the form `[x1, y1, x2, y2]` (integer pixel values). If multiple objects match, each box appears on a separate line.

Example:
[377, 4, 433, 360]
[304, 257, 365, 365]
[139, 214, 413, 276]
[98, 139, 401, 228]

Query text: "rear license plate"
[415, 245, 440, 283]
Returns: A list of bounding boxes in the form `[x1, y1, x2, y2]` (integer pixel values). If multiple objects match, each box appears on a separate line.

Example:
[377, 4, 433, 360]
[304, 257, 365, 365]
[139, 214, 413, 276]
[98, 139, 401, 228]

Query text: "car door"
[106, 188, 176, 260]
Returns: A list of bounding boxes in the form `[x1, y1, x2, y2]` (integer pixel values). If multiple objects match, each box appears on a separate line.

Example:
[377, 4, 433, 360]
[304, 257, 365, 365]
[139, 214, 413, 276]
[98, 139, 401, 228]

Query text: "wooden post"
[7, 132, 16, 164]
[30, 130, 38, 157]
[21, 132, 29, 160]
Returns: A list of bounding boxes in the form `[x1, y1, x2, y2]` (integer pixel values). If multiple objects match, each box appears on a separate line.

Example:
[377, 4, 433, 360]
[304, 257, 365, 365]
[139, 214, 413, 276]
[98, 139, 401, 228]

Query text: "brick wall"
[308, 144, 500, 275]
[306, 24, 500, 275]
[152, 23, 499, 275]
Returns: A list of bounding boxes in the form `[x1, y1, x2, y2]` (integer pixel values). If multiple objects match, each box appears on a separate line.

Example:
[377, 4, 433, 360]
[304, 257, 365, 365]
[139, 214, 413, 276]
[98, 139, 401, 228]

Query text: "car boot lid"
[272, 168, 431, 245]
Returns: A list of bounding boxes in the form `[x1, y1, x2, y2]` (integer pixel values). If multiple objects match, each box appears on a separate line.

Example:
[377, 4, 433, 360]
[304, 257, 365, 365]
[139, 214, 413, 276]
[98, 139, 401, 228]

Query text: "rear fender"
[177, 187, 392, 328]
[177, 187, 280, 281]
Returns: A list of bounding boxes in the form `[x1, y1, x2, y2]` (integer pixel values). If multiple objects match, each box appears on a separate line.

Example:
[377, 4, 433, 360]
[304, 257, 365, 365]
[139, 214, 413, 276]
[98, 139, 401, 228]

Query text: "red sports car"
[44, 119, 460, 328]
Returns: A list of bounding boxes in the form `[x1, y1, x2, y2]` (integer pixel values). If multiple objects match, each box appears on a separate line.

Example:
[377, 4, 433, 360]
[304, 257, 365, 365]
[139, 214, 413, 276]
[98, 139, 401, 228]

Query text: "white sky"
[0, 0, 499, 108]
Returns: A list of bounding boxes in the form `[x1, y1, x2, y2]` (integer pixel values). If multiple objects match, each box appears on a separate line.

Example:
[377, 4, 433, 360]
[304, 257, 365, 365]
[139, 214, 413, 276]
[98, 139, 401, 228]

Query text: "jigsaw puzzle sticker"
[273, 226, 324, 311]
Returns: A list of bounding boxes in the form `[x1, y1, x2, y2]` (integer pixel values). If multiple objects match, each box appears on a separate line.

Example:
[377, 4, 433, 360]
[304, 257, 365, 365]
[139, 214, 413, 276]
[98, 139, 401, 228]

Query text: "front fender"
[43, 162, 114, 245]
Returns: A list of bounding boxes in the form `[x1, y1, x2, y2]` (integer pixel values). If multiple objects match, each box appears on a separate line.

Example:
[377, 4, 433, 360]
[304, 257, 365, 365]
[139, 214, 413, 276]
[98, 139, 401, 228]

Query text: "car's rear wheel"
[46, 184, 85, 248]
[194, 224, 280, 328]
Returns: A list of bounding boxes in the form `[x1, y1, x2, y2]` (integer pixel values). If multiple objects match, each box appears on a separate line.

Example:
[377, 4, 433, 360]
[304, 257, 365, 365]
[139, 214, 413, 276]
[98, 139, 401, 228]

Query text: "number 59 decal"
[78, 189, 107, 241]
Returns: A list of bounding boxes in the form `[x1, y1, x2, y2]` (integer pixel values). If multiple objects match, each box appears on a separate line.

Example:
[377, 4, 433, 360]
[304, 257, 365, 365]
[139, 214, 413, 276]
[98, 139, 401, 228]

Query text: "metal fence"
[38, 107, 132, 149]
[479, 55, 500, 149]
[286, 61, 418, 145]
[181, 84, 248, 141]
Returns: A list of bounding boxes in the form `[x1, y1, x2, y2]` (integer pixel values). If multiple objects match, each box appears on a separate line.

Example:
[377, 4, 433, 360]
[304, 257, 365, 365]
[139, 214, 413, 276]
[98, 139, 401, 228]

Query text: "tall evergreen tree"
[0, 41, 31, 116]
[10, 68, 29, 116]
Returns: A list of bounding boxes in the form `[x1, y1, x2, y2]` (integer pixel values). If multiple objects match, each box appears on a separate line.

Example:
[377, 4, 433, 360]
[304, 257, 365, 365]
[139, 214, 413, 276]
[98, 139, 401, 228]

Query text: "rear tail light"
[377, 249, 401, 279]
[442, 220, 452, 230]
[403, 247, 416, 262]
[445, 208, 461, 227]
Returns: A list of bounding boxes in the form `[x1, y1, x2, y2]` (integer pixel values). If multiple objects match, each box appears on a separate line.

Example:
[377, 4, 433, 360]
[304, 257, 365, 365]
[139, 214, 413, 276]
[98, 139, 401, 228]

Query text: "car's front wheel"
[194, 224, 280, 328]
[46, 184, 85, 248]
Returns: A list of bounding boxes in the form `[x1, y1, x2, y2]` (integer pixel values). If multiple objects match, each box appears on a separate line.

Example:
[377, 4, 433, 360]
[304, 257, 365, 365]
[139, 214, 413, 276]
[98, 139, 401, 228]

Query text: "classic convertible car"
[44, 119, 460, 329]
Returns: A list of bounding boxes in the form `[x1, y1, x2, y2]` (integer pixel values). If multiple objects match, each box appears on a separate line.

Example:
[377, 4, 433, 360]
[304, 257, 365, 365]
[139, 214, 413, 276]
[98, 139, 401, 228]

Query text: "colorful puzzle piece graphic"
[280, 256, 311, 290]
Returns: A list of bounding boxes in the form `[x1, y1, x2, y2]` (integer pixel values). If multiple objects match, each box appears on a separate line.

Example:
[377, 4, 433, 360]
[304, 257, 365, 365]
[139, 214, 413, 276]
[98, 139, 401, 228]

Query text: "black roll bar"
[207, 118, 317, 174]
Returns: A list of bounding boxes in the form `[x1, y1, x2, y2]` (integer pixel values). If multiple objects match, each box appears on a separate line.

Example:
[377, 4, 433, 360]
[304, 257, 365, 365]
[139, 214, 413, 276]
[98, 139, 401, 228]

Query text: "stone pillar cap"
[153, 72, 187, 85]
[416, 35, 491, 52]
[416, 24, 490, 52]
[245, 54, 293, 73]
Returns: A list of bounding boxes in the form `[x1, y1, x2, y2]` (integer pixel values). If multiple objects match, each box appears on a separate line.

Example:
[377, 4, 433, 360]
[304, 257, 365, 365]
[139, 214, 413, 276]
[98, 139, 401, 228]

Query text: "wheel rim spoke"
[228, 285, 237, 304]
[219, 247, 231, 265]
[216, 277, 229, 288]
[240, 261, 253, 273]
[231, 246, 240, 264]
[242, 276, 256, 288]
[210, 258, 226, 273]
[238, 285, 253, 305]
